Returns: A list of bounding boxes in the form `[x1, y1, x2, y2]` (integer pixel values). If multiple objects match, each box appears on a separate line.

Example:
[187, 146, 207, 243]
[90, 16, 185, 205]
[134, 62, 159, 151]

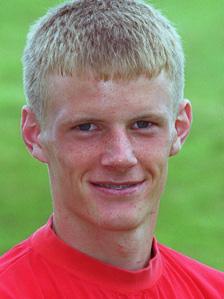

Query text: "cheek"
[135, 137, 170, 182]
[51, 140, 101, 173]
[135, 135, 171, 161]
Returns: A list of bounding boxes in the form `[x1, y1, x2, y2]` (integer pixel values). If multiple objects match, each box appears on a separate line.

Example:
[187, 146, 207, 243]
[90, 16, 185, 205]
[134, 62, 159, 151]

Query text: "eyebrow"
[131, 112, 169, 122]
[60, 116, 103, 126]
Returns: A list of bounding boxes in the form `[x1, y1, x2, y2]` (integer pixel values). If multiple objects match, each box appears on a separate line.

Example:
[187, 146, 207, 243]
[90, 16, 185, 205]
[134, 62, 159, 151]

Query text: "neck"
[53, 212, 157, 271]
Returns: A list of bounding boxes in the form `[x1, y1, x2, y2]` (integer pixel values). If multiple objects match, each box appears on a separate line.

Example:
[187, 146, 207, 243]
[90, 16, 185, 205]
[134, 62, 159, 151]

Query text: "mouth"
[93, 182, 140, 189]
[90, 181, 145, 196]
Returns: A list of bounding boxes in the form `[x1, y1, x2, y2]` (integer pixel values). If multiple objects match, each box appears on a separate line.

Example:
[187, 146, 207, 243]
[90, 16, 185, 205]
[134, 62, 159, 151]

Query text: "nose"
[100, 129, 138, 171]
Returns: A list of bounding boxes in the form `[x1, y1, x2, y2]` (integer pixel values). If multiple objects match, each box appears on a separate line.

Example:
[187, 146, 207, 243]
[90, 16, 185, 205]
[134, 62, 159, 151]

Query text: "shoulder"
[0, 236, 44, 298]
[158, 242, 224, 294]
[0, 220, 51, 280]
[158, 242, 223, 276]
[0, 238, 32, 277]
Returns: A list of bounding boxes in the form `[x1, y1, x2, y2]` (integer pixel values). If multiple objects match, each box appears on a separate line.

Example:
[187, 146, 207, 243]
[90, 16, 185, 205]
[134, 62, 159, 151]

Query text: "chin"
[94, 213, 147, 232]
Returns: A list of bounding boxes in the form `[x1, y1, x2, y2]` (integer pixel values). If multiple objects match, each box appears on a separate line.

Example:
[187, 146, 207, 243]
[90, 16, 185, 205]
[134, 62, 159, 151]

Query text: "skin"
[22, 71, 192, 270]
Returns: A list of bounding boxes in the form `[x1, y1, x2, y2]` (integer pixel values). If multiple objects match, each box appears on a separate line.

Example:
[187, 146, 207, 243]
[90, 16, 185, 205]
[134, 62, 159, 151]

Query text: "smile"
[95, 183, 139, 190]
[90, 181, 145, 196]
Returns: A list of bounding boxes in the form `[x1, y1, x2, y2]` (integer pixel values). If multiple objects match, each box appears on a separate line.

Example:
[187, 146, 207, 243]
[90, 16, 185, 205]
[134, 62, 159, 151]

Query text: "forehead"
[45, 72, 174, 122]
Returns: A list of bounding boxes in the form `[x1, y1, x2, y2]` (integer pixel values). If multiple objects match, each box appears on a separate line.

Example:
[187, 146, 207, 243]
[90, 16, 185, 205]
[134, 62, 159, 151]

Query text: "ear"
[170, 99, 192, 157]
[21, 106, 48, 163]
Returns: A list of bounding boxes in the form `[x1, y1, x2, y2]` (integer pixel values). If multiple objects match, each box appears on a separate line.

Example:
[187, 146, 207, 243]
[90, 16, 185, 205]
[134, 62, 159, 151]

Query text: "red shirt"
[0, 220, 223, 298]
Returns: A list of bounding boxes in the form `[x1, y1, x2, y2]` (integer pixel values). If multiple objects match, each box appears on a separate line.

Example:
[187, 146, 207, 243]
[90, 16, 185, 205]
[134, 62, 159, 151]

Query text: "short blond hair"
[23, 0, 184, 120]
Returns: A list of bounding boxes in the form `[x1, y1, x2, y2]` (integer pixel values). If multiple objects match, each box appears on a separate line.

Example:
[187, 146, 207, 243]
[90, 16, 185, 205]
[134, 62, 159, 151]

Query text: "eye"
[77, 123, 97, 131]
[132, 120, 153, 129]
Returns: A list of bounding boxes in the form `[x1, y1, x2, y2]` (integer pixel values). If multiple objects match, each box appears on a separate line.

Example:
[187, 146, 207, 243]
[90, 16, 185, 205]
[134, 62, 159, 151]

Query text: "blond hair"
[23, 0, 184, 120]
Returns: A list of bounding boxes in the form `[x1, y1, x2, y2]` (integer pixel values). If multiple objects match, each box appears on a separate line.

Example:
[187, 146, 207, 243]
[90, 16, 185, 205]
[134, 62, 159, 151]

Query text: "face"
[22, 72, 191, 231]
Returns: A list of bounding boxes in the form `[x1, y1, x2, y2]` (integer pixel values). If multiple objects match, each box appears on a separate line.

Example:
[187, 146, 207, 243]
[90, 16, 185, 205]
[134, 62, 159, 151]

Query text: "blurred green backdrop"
[0, 0, 223, 270]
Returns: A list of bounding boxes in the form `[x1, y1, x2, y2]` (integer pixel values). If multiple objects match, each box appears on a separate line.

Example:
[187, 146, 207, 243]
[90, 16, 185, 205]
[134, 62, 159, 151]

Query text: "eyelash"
[77, 123, 97, 131]
[132, 120, 153, 129]
[74, 120, 154, 132]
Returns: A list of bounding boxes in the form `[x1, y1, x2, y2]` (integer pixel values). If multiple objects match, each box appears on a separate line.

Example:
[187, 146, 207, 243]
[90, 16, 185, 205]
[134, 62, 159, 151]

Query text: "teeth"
[97, 184, 134, 190]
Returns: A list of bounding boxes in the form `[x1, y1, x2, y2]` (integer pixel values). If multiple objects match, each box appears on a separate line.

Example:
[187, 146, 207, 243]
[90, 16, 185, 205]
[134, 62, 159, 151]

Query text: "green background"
[0, 0, 223, 270]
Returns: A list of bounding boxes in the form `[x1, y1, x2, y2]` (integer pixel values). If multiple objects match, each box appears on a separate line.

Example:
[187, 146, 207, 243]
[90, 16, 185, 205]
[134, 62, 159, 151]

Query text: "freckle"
[117, 244, 124, 252]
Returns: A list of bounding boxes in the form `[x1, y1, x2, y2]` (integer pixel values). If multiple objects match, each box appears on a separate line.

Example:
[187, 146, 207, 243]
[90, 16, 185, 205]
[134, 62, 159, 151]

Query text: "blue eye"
[78, 123, 96, 131]
[133, 120, 152, 129]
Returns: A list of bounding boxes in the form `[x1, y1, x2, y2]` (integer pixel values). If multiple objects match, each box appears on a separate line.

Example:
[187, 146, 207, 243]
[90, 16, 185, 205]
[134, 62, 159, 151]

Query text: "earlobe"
[21, 106, 48, 163]
[170, 100, 192, 157]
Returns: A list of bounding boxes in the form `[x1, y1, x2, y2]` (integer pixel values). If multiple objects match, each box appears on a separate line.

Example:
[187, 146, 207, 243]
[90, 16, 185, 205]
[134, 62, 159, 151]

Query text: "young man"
[0, 0, 223, 298]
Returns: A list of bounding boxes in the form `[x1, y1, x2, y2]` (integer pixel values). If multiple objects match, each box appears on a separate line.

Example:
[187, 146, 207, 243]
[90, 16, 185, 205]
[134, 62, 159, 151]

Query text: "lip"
[89, 180, 146, 197]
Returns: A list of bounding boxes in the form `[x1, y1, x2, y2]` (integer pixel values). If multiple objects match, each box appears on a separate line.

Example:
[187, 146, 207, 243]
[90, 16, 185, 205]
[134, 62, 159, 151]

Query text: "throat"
[106, 231, 153, 270]
[53, 212, 155, 271]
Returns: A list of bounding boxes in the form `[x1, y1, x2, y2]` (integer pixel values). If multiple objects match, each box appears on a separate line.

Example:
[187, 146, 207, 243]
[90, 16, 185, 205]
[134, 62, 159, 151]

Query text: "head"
[22, 0, 192, 233]
[23, 0, 185, 122]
